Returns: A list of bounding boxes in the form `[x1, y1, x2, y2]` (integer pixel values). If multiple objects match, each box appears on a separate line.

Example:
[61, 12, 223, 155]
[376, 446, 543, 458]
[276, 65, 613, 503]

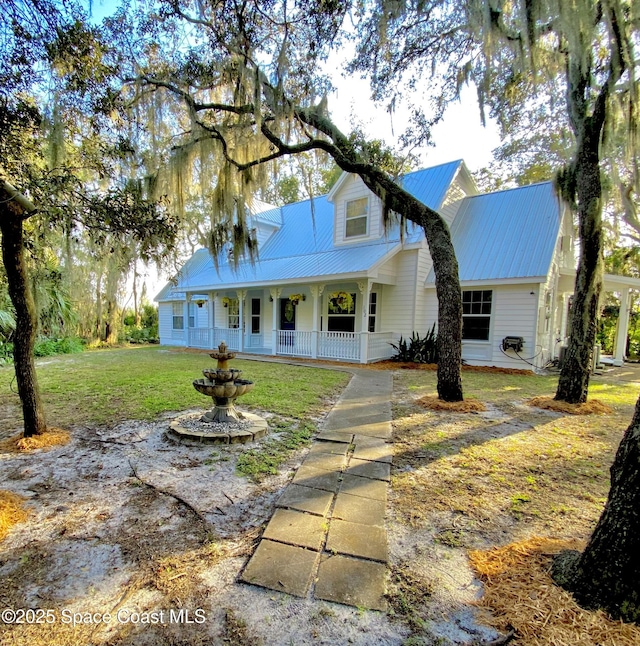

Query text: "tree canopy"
[104, 0, 465, 400]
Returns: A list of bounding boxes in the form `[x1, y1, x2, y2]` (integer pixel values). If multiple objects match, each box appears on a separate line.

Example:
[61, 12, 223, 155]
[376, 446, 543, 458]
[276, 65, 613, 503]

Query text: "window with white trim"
[228, 298, 240, 329]
[345, 197, 368, 238]
[172, 302, 184, 330]
[368, 292, 377, 333]
[188, 302, 197, 328]
[251, 298, 261, 334]
[462, 290, 492, 341]
[328, 292, 357, 332]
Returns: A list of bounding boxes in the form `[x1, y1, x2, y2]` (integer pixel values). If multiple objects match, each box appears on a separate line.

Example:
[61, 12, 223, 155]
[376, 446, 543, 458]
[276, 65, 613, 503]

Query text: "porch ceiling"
[603, 273, 640, 292]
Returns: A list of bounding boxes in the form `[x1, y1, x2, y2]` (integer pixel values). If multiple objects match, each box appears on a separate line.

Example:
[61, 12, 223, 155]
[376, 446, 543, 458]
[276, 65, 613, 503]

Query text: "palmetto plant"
[390, 324, 438, 364]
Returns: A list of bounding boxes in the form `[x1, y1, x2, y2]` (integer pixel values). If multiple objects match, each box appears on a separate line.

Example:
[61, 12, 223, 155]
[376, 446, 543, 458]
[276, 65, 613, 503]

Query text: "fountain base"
[167, 410, 268, 445]
[201, 398, 242, 423]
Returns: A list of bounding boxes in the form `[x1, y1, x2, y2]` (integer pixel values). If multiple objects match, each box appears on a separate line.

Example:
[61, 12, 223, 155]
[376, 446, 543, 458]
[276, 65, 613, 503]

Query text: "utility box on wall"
[502, 336, 524, 352]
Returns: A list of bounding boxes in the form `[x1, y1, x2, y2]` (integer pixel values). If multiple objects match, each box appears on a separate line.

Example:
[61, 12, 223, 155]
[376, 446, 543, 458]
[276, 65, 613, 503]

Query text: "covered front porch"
[179, 280, 399, 364]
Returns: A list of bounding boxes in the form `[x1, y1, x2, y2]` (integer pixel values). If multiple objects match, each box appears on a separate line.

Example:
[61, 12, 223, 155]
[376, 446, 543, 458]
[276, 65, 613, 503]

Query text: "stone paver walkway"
[240, 369, 393, 611]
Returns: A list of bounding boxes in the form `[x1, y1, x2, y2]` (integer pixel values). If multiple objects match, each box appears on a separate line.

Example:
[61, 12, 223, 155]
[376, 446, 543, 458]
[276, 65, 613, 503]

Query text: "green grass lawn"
[400, 366, 640, 412]
[0, 346, 350, 431]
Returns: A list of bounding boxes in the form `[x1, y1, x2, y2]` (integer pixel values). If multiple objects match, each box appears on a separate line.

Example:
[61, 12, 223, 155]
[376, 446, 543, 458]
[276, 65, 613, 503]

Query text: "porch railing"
[318, 331, 360, 361]
[188, 327, 211, 349]
[367, 331, 396, 361]
[277, 330, 313, 357]
[212, 327, 241, 351]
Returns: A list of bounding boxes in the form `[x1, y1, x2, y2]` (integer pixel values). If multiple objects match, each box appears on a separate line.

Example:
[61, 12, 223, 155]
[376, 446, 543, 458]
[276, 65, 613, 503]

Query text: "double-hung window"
[462, 290, 492, 341]
[228, 299, 240, 329]
[368, 292, 377, 333]
[345, 198, 368, 238]
[172, 302, 184, 330]
[327, 292, 357, 332]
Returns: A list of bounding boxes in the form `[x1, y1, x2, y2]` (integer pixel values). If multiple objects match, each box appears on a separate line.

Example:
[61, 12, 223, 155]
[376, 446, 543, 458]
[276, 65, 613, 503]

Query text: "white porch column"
[237, 290, 247, 352]
[614, 288, 631, 366]
[358, 280, 371, 364]
[207, 292, 216, 348]
[183, 295, 191, 347]
[270, 288, 282, 355]
[310, 284, 325, 359]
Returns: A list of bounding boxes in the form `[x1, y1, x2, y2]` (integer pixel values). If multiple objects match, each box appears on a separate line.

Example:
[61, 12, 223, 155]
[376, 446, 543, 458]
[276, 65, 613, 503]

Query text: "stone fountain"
[193, 342, 254, 422]
[168, 342, 268, 445]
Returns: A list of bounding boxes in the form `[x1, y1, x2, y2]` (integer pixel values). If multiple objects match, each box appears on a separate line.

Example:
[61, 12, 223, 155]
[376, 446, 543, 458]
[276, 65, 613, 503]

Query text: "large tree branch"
[0, 180, 38, 220]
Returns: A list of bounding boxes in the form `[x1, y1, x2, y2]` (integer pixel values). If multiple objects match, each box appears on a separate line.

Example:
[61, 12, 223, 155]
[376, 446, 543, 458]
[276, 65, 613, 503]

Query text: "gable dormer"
[327, 173, 384, 245]
[247, 198, 282, 248]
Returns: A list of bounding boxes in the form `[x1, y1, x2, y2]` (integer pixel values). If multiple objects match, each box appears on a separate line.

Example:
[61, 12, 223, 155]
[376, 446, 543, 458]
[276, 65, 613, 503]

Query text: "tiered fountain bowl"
[168, 342, 268, 445]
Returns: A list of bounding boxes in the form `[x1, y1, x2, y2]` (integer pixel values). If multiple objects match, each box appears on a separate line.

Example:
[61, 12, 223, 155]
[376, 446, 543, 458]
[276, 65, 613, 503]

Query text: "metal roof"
[426, 181, 561, 284]
[399, 160, 463, 208]
[158, 193, 403, 298]
[157, 162, 561, 300]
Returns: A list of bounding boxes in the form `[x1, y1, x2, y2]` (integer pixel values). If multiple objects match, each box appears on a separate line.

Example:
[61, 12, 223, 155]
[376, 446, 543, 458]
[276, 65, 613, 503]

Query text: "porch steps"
[240, 369, 393, 611]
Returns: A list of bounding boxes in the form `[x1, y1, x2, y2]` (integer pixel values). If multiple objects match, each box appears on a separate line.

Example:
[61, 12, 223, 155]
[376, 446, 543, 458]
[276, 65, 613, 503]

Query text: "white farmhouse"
[156, 160, 636, 369]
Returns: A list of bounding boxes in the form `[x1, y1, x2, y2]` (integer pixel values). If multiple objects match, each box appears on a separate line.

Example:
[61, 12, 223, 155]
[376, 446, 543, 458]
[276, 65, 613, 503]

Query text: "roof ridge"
[471, 180, 555, 199]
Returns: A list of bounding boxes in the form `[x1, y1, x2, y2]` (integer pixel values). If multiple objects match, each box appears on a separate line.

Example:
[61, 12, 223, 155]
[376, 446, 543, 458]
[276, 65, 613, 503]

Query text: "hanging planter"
[221, 297, 231, 308]
[289, 293, 304, 306]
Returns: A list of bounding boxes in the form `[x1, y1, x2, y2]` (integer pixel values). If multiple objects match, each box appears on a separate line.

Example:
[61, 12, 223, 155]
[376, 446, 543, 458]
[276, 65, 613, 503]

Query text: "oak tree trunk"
[555, 133, 603, 403]
[552, 394, 640, 622]
[357, 170, 463, 401]
[555, 58, 612, 405]
[0, 202, 47, 437]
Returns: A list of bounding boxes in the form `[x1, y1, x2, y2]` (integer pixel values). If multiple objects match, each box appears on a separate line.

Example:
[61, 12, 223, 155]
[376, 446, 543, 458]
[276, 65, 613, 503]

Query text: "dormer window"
[345, 197, 368, 238]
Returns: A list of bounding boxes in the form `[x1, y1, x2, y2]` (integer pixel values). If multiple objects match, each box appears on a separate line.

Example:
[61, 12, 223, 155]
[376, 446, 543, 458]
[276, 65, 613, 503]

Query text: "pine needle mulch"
[527, 397, 613, 415]
[469, 537, 640, 646]
[0, 491, 30, 541]
[416, 395, 487, 412]
[0, 427, 70, 452]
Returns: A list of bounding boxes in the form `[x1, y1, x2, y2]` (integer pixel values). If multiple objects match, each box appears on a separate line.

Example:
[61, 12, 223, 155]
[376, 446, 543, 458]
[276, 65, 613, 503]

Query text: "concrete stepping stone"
[315, 554, 388, 611]
[308, 441, 350, 456]
[352, 442, 393, 464]
[327, 412, 390, 430]
[262, 509, 327, 550]
[292, 464, 341, 493]
[340, 474, 388, 502]
[326, 519, 388, 562]
[316, 430, 354, 443]
[342, 422, 392, 440]
[346, 458, 391, 482]
[241, 540, 319, 597]
[276, 484, 334, 517]
[332, 492, 386, 526]
[303, 452, 346, 472]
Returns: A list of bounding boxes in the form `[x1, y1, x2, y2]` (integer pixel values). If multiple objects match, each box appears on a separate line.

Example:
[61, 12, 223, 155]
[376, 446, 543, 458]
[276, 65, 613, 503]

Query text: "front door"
[280, 299, 296, 346]
[280, 298, 296, 330]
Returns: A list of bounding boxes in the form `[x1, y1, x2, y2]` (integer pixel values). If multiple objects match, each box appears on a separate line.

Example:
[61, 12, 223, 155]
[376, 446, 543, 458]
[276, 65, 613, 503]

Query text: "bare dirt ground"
[0, 400, 413, 646]
[1, 364, 636, 646]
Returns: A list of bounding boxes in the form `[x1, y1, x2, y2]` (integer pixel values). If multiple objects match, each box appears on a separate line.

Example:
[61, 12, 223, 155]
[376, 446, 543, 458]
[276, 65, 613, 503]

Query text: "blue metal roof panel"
[426, 181, 560, 283]
[400, 160, 463, 210]
[160, 243, 397, 294]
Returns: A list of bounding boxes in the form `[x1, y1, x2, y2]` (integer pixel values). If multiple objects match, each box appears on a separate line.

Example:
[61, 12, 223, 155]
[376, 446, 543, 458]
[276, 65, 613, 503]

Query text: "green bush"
[34, 337, 84, 357]
[124, 325, 159, 344]
[0, 341, 13, 366]
[390, 325, 438, 363]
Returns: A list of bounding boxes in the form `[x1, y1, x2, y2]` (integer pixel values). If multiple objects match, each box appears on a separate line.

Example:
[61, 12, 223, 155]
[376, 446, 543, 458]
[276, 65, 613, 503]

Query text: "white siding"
[423, 284, 542, 369]
[379, 250, 418, 337]
[159, 301, 186, 347]
[439, 176, 468, 228]
[253, 222, 278, 248]
[413, 246, 435, 332]
[488, 285, 539, 368]
[196, 303, 209, 328]
[332, 175, 384, 245]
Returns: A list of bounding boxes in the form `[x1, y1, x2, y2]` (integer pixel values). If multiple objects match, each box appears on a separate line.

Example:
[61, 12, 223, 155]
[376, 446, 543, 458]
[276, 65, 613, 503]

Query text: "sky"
[326, 65, 502, 174]
[89, 0, 505, 296]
